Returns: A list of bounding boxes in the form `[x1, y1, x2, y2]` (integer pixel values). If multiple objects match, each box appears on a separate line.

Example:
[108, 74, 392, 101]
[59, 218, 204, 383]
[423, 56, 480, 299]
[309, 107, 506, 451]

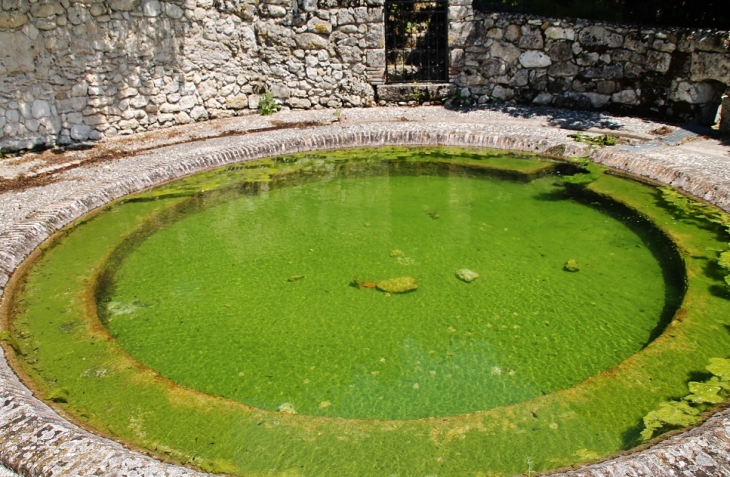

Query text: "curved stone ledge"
[1, 121, 729, 477]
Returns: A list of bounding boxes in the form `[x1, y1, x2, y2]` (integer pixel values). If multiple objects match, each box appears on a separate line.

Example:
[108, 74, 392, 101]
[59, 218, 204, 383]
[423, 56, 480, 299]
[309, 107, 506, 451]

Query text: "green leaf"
[685, 380, 725, 404]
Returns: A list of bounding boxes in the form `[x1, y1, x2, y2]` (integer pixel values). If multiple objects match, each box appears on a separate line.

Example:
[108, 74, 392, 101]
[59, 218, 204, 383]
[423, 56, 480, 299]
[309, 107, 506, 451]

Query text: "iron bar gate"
[384, 0, 449, 83]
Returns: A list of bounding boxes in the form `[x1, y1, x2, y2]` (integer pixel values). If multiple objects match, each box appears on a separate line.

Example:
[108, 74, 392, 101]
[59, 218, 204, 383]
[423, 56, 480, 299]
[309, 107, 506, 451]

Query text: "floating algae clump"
[564, 260, 580, 272]
[640, 401, 700, 441]
[456, 269, 479, 283]
[376, 277, 418, 293]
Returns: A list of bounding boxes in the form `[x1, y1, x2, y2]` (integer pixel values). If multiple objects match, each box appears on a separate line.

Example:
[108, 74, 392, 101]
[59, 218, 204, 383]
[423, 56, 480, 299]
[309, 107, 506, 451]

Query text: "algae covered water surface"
[7, 147, 729, 476]
[103, 157, 671, 420]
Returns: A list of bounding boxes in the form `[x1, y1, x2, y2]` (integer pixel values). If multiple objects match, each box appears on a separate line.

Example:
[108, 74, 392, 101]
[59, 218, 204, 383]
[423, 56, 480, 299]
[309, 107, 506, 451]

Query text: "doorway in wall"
[384, 0, 449, 83]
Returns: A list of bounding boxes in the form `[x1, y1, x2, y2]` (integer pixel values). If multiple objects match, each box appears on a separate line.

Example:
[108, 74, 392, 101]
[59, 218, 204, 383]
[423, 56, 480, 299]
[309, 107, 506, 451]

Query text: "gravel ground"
[1, 105, 729, 477]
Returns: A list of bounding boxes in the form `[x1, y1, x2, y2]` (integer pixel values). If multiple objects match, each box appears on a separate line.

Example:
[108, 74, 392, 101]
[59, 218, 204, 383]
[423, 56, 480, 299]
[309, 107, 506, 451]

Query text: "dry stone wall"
[448, 12, 730, 124]
[0, 0, 729, 151]
[0, 0, 384, 151]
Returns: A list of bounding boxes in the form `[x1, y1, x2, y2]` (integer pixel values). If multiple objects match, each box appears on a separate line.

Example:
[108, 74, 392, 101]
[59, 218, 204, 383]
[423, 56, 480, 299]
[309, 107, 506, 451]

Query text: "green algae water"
[6, 147, 730, 476]
[103, 164, 672, 420]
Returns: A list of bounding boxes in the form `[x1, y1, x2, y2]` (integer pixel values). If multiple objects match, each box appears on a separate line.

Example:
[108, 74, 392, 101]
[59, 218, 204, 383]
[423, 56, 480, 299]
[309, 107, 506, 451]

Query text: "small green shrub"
[408, 87, 427, 104]
[258, 93, 280, 116]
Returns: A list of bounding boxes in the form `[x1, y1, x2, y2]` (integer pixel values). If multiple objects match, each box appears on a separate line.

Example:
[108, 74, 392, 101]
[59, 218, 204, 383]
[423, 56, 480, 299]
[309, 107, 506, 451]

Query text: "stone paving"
[0, 106, 729, 477]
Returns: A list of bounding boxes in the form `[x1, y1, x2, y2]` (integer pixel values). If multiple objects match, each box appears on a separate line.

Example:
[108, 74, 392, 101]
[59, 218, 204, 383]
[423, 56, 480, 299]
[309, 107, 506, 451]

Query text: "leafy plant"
[567, 132, 616, 147]
[257, 92, 280, 116]
[640, 358, 730, 441]
[408, 87, 427, 104]
[526, 456, 535, 476]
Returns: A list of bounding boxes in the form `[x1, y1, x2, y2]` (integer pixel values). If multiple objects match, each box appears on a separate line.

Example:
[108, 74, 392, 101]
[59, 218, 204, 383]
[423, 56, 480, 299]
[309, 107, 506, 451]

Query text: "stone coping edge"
[0, 124, 729, 477]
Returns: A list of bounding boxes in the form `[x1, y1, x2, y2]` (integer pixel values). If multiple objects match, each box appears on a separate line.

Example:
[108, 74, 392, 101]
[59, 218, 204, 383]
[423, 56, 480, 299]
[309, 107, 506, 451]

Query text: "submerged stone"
[456, 268, 479, 283]
[376, 277, 418, 293]
[564, 260, 580, 272]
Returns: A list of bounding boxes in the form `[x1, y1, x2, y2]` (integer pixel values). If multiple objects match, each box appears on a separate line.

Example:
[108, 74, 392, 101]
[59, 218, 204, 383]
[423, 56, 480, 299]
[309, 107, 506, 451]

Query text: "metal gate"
[384, 0, 449, 83]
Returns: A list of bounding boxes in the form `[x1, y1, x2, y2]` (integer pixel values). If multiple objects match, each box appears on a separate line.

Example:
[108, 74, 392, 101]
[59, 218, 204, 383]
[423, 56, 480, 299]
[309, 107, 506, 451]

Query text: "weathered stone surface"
[225, 95, 248, 109]
[582, 92, 610, 108]
[518, 29, 543, 49]
[490, 40, 521, 63]
[295, 32, 328, 50]
[548, 61, 578, 77]
[646, 50, 672, 73]
[519, 50, 551, 68]
[691, 52, 730, 82]
[267, 4, 286, 17]
[491, 84, 513, 100]
[578, 26, 623, 49]
[108, 0, 134, 10]
[31, 100, 50, 118]
[548, 41, 573, 62]
[671, 81, 719, 104]
[70, 123, 91, 139]
[164, 2, 183, 18]
[583, 63, 623, 79]
[29, 1, 64, 18]
[545, 26, 574, 41]
[612, 89, 639, 104]
[480, 58, 506, 77]
[0, 31, 35, 73]
[142, 0, 160, 16]
[0, 11, 28, 28]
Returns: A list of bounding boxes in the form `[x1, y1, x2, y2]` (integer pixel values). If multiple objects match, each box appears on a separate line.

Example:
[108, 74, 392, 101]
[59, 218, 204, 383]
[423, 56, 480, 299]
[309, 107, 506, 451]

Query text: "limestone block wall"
[448, 12, 730, 124]
[0, 0, 729, 151]
[0, 0, 384, 151]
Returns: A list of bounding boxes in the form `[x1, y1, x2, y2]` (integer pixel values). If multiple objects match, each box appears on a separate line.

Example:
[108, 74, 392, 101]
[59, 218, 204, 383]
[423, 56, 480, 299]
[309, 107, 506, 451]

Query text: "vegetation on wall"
[476, 0, 730, 29]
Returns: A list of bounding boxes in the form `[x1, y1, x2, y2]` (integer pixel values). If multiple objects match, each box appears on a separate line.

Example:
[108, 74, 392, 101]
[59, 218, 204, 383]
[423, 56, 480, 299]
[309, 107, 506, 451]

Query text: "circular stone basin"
[7, 147, 729, 477]
[103, 154, 673, 420]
